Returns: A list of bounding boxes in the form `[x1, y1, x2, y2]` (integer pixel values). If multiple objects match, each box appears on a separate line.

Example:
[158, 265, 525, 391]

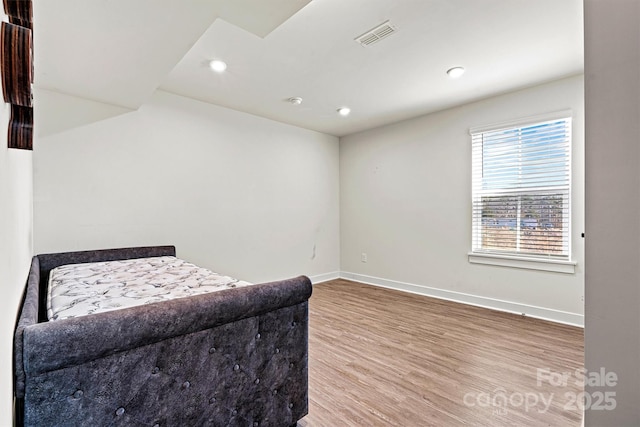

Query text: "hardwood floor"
[298, 279, 584, 427]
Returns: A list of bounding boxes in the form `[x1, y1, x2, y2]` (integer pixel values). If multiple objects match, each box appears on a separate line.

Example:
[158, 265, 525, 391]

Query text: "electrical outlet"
[361, 252, 368, 263]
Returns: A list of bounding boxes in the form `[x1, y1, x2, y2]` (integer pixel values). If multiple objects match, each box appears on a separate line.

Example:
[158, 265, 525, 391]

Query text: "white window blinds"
[471, 114, 572, 260]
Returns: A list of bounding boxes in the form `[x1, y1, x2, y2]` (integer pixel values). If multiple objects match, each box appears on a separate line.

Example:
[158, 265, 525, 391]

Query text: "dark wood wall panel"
[1, 22, 32, 107]
[0, 1, 33, 151]
[1, 0, 33, 150]
[3, 0, 32, 29]
[8, 104, 32, 150]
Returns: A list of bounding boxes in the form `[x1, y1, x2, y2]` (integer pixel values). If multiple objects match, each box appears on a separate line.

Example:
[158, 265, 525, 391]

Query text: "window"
[470, 112, 573, 272]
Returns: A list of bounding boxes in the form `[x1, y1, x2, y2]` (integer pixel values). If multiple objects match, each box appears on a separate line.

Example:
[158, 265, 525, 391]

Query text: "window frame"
[468, 110, 576, 274]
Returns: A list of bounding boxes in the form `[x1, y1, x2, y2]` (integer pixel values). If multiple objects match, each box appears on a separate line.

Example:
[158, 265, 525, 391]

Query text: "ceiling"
[33, 0, 583, 138]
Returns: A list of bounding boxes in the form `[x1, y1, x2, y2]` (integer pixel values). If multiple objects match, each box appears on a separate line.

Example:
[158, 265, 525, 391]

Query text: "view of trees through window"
[480, 193, 565, 255]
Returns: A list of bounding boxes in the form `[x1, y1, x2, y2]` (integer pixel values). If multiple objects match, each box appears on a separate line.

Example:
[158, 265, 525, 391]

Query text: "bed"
[13, 245, 312, 427]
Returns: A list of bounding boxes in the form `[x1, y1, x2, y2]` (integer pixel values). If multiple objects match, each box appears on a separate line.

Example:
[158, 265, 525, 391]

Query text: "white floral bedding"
[47, 256, 253, 320]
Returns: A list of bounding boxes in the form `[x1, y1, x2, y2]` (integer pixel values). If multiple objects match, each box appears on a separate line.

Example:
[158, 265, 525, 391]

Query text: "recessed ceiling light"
[209, 59, 227, 73]
[337, 107, 351, 116]
[288, 97, 303, 105]
[447, 66, 465, 78]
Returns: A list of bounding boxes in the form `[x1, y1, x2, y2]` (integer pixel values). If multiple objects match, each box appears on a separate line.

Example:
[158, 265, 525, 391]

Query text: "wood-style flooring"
[299, 279, 584, 427]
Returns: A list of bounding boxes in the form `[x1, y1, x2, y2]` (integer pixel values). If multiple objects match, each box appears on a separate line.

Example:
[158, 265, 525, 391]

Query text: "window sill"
[468, 252, 576, 274]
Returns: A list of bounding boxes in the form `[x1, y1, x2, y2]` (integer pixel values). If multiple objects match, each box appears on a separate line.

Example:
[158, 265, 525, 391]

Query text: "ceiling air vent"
[355, 20, 397, 47]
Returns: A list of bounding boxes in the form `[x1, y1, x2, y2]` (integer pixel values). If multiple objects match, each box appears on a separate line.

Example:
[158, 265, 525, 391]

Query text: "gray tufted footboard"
[13, 246, 311, 427]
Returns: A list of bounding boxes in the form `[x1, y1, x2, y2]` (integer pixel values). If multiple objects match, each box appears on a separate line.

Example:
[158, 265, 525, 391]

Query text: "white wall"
[0, 95, 33, 422]
[584, 0, 640, 425]
[34, 90, 340, 283]
[340, 75, 584, 324]
[34, 87, 133, 137]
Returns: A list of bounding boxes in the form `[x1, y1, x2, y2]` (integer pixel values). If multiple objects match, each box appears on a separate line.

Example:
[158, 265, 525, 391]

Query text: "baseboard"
[340, 271, 584, 327]
[309, 271, 341, 284]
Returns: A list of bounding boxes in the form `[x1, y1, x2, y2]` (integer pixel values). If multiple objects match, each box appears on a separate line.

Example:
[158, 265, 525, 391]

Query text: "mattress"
[47, 256, 253, 320]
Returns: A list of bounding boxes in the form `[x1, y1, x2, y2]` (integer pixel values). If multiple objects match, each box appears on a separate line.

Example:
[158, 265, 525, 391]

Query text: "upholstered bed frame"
[13, 246, 312, 427]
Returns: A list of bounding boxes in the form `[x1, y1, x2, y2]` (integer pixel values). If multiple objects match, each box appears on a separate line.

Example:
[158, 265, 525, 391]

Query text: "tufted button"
[208, 347, 216, 354]
[182, 381, 190, 389]
[291, 321, 297, 327]
[288, 403, 294, 409]
[153, 424, 160, 427]
[232, 409, 238, 416]
[289, 362, 294, 369]
[273, 389, 278, 395]
[254, 422, 259, 427]
[151, 367, 160, 374]
[255, 333, 261, 339]
[233, 364, 240, 371]
[116, 407, 125, 416]
[275, 348, 280, 354]
[72, 390, 83, 399]
[254, 378, 260, 385]
[209, 397, 217, 404]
